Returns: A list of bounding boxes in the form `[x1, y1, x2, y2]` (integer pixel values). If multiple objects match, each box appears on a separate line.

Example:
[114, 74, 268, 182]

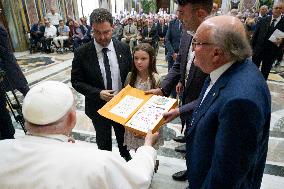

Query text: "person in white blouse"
[0, 81, 159, 189]
[42, 20, 57, 53]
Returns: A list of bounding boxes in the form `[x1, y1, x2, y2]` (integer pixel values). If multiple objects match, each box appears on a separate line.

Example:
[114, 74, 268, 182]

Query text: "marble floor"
[11, 48, 284, 189]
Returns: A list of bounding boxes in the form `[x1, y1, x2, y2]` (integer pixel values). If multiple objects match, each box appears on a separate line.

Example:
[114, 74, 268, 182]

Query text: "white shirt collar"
[26, 133, 72, 142]
[187, 30, 195, 36]
[272, 15, 281, 22]
[210, 61, 234, 84]
[93, 39, 115, 53]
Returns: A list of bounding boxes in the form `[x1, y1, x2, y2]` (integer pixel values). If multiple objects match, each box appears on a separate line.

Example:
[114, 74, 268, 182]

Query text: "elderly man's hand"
[144, 131, 159, 146]
[100, 90, 115, 101]
[163, 108, 180, 123]
[144, 88, 163, 96]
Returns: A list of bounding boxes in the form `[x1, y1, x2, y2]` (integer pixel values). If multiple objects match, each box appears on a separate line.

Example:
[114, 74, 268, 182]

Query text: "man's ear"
[213, 47, 223, 57]
[67, 108, 77, 130]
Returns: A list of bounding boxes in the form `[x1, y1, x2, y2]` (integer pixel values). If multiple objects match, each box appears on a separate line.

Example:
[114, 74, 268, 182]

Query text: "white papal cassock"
[0, 134, 156, 189]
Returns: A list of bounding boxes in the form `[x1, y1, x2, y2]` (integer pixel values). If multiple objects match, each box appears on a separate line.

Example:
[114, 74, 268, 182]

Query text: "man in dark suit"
[146, 0, 212, 181]
[252, 3, 284, 80]
[157, 18, 168, 43]
[71, 8, 132, 161]
[165, 13, 182, 72]
[0, 25, 30, 139]
[140, 19, 159, 49]
[187, 15, 270, 189]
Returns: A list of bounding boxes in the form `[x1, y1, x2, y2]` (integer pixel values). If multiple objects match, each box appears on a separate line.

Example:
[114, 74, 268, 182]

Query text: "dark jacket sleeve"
[71, 47, 102, 101]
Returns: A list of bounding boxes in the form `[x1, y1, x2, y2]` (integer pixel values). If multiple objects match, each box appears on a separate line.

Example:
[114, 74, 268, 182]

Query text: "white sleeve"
[102, 146, 157, 189]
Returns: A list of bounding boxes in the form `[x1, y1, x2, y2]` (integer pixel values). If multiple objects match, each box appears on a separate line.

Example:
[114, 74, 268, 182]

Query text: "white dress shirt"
[201, 62, 234, 104]
[271, 15, 281, 27]
[44, 25, 57, 38]
[94, 39, 122, 94]
[0, 134, 157, 189]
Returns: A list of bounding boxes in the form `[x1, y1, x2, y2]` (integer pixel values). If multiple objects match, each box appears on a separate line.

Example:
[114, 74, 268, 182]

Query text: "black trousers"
[252, 45, 279, 80]
[0, 89, 15, 140]
[92, 115, 130, 159]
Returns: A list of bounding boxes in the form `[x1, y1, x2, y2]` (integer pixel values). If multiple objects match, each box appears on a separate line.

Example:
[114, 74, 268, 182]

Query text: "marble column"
[99, 0, 110, 10]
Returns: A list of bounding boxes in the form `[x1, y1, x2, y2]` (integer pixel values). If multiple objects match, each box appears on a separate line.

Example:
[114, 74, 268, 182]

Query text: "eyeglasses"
[93, 29, 112, 36]
[192, 39, 215, 48]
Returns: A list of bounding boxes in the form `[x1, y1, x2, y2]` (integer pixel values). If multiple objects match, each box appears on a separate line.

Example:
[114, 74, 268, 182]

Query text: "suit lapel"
[89, 42, 105, 87]
[112, 39, 125, 81]
[275, 16, 284, 29]
[185, 59, 196, 91]
[187, 62, 241, 136]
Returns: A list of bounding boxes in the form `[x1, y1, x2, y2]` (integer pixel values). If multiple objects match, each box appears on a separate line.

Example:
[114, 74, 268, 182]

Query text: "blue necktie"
[196, 76, 211, 109]
[102, 48, 112, 90]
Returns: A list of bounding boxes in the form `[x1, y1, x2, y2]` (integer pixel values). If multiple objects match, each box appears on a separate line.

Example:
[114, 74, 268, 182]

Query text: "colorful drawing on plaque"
[110, 95, 144, 119]
[127, 103, 166, 132]
[152, 96, 171, 106]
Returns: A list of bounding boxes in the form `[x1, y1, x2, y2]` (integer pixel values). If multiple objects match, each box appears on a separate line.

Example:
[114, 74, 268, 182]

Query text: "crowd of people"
[0, 0, 283, 188]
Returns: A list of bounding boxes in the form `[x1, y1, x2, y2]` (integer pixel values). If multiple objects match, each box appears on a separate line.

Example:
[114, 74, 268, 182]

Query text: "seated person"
[72, 21, 84, 49]
[112, 19, 123, 41]
[41, 20, 57, 53]
[53, 20, 70, 52]
[139, 19, 159, 49]
[121, 17, 138, 50]
[30, 20, 45, 51]
[0, 81, 159, 189]
[80, 17, 92, 43]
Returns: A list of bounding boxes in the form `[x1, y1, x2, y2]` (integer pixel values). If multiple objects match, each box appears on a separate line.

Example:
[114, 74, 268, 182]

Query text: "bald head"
[194, 16, 251, 73]
[200, 15, 246, 38]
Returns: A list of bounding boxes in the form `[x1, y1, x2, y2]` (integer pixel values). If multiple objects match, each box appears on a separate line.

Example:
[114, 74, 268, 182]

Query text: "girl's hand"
[144, 88, 163, 96]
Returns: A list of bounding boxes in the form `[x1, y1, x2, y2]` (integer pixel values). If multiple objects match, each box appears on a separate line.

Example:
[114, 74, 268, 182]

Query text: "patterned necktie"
[102, 48, 112, 90]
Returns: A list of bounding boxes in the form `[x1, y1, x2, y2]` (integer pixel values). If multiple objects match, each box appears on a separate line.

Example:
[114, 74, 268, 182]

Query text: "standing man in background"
[165, 10, 182, 97]
[71, 8, 132, 161]
[252, 2, 284, 80]
[45, 7, 62, 28]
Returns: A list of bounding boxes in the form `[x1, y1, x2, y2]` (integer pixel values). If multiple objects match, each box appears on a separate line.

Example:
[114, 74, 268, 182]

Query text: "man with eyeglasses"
[186, 15, 271, 189]
[146, 0, 211, 183]
[252, 2, 284, 80]
[71, 8, 132, 161]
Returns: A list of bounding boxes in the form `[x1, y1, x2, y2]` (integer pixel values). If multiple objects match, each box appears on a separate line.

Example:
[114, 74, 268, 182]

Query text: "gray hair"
[90, 8, 113, 26]
[210, 27, 252, 62]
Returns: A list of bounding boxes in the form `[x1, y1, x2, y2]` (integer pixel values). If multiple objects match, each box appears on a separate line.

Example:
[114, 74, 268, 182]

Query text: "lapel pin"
[119, 54, 122, 58]
[213, 93, 216, 96]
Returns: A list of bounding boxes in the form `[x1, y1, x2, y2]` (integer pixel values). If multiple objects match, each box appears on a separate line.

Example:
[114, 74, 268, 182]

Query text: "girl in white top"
[124, 43, 164, 150]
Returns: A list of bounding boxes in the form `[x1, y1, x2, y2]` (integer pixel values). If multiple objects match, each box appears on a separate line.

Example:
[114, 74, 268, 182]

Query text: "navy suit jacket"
[158, 24, 168, 38]
[71, 39, 132, 120]
[186, 59, 271, 189]
[165, 18, 182, 61]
